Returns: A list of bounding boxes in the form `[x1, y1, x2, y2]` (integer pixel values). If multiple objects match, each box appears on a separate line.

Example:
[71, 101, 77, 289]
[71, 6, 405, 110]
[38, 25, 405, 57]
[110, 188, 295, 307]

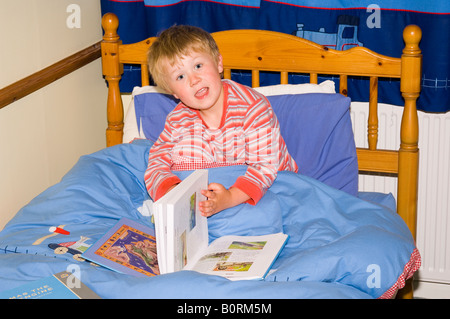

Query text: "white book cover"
[153, 169, 209, 274]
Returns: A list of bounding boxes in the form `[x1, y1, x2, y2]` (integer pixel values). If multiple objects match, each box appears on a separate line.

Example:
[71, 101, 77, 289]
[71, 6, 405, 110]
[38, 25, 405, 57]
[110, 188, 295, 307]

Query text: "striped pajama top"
[145, 79, 298, 204]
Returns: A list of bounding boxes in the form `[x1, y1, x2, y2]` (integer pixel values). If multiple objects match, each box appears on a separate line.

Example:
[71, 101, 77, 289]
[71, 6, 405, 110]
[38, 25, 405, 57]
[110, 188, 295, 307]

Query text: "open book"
[153, 169, 288, 281]
[152, 169, 209, 274]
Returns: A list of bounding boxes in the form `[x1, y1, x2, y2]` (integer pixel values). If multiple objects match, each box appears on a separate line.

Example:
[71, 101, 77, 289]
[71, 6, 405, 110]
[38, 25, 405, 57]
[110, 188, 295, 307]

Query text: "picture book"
[153, 169, 209, 274]
[0, 271, 100, 299]
[81, 169, 287, 281]
[153, 169, 288, 281]
[81, 217, 159, 277]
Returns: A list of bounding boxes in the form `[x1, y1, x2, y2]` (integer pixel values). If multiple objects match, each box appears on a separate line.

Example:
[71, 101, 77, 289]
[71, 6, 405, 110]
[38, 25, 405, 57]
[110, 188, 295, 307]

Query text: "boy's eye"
[176, 74, 185, 81]
[195, 63, 202, 70]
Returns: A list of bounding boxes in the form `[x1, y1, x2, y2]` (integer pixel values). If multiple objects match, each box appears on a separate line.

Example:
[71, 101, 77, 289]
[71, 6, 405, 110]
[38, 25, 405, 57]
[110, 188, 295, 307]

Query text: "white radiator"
[350, 102, 450, 289]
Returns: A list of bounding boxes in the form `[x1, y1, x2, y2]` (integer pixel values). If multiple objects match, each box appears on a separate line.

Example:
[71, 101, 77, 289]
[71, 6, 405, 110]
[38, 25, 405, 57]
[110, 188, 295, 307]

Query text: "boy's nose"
[189, 74, 201, 87]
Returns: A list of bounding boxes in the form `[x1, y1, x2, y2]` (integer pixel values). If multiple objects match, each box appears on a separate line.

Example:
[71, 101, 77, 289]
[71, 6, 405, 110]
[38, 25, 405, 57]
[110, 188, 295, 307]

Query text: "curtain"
[100, 0, 450, 112]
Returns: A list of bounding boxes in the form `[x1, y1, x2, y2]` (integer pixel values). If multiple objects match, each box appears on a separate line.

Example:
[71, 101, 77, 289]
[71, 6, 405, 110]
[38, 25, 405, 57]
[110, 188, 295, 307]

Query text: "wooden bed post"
[101, 13, 124, 147]
[397, 25, 421, 299]
[398, 25, 422, 240]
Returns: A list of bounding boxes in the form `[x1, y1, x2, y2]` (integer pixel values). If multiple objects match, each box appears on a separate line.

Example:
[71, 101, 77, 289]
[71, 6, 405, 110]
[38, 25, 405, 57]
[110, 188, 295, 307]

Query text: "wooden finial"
[401, 25, 422, 95]
[102, 12, 119, 42]
[403, 25, 422, 55]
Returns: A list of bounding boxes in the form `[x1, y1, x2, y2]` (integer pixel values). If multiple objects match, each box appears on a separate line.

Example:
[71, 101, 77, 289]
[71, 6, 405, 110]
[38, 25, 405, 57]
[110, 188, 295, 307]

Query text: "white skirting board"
[414, 281, 450, 299]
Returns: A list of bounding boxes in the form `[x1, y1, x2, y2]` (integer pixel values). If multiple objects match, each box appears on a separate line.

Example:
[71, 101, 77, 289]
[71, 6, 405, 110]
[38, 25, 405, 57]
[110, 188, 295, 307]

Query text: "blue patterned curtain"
[101, 0, 450, 112]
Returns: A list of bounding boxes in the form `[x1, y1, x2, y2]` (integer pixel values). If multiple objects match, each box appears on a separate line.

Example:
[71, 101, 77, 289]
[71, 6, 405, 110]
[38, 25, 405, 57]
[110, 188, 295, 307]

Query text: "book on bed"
[153, 169, 288, 281]
[81, 217, 160, 277]
[0, 271, 101, 299]
[153, 169, 210, 274]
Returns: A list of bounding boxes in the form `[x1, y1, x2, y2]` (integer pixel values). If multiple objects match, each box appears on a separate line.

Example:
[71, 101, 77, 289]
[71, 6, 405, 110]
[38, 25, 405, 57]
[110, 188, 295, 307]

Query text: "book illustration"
[229, 240, 267, 250]
[213, 262, 253, 272]
[94, 224, 159, 276]
[199, 251, 231, 262]
[189, 192, 196, 231]
[82, 218, 159, 277]
[197, 240, 266, 273]
[179, 192, 197, 269]
[179, 230, 187, 269]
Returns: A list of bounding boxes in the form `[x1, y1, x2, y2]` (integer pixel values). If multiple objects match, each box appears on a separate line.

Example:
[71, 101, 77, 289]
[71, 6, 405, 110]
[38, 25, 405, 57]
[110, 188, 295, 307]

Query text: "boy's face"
[163, 49, 224, 116]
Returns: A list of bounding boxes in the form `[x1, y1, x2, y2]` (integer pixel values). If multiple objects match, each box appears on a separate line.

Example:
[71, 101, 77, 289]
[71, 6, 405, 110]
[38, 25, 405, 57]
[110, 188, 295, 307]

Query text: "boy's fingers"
[201, 189, 217, 199]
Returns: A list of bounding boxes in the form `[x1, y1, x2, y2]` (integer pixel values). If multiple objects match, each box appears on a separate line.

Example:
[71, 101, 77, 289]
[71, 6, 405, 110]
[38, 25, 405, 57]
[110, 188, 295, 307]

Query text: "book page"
[165, 170, 209, 273]
[152, 201, 168, 273]
[185, 232, 288, 280]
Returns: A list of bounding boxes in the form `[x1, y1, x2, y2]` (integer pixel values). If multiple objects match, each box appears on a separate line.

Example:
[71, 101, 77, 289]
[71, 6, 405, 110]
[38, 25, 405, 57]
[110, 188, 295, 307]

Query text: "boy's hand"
[199, 183, 250, 217]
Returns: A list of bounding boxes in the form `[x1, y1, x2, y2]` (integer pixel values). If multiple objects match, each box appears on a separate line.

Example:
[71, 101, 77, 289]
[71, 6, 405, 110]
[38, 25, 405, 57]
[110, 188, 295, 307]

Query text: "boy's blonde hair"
[147, 25, 221, 93]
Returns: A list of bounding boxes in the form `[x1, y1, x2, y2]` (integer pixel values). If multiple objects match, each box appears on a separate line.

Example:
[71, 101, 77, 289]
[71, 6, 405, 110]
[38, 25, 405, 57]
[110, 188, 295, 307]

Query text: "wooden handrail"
[0, 41, 102, 109]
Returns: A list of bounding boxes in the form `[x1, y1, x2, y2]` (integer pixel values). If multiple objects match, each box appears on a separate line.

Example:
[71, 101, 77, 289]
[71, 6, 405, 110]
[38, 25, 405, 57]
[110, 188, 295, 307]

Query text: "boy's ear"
[217, 54, 224, 73]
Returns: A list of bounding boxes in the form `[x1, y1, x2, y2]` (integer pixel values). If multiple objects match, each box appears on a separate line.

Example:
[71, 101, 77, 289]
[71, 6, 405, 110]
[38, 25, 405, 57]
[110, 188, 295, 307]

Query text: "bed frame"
[100, 13, 421, 298]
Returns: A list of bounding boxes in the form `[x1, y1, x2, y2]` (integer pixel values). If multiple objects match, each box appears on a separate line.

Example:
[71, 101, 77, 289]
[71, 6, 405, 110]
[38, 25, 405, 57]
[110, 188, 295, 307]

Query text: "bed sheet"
[0, 140, 420, 299]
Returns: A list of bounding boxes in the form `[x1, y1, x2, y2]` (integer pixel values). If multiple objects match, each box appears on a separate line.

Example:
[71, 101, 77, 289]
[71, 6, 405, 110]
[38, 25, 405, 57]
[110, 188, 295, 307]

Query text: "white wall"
[0, 0, 108, 229]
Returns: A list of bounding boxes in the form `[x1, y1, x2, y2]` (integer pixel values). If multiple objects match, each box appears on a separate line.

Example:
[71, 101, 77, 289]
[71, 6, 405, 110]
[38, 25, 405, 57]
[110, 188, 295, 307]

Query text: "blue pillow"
[133, 92, 358, 196]
[267, 93, 358, 196]
[134, 92, 179, 143]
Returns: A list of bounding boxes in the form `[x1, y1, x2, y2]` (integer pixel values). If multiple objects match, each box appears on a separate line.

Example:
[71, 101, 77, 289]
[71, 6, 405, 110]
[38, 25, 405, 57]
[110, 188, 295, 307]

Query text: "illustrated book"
[82, 217, 159, 277]
[152, 169, 209, 274]
[0, 271, 100, 299]
[153, 169, 288, 280]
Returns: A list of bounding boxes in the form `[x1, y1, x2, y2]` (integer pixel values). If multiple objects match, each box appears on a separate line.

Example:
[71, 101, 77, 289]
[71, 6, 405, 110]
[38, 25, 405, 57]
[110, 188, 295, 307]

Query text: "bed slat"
[280, 71, 288, 84]
[223, 68, 232, 80]
[251, 70, 260, 87]
[368, 76, 379, 150]
[339, 75, 348, 96]
[141, 64, 150, 86]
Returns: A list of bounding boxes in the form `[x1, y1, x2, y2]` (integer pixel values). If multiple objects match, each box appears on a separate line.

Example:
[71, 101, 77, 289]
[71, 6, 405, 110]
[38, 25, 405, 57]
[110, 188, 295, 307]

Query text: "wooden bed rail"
[0, 42, 101, 110]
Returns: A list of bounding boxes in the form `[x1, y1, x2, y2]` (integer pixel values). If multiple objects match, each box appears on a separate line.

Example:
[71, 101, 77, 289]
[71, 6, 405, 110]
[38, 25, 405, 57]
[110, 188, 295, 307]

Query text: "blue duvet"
[0, 140, 420, 299]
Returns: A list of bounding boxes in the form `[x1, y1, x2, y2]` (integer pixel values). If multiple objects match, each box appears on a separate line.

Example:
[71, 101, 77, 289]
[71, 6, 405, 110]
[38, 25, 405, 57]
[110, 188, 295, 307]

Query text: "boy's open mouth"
[195, 87, 209, 99]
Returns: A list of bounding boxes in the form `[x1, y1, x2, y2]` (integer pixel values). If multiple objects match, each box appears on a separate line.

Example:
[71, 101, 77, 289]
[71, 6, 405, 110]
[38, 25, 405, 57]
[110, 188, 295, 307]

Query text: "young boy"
[145, 25, 298, 217]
